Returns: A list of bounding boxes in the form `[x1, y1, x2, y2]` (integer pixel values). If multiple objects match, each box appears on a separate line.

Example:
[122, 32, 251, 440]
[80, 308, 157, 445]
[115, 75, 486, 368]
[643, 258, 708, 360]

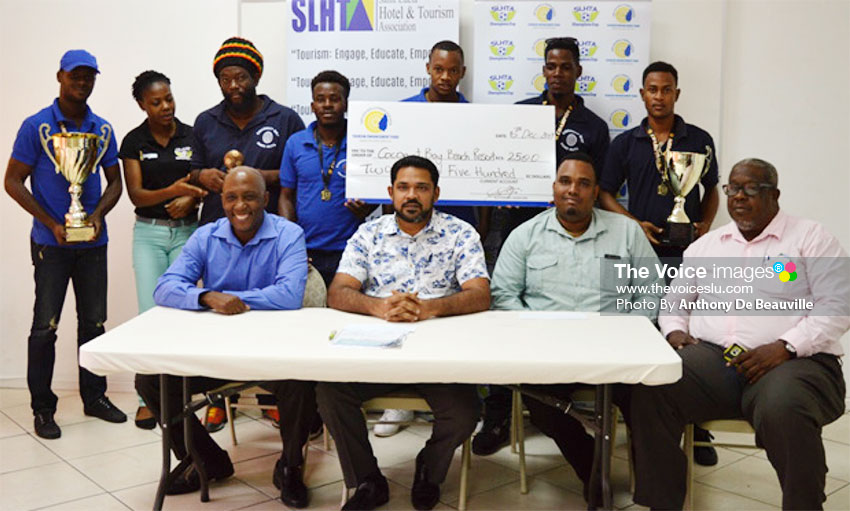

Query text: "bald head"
[224, 166, 266, 193]
[222, 166, 269, 244]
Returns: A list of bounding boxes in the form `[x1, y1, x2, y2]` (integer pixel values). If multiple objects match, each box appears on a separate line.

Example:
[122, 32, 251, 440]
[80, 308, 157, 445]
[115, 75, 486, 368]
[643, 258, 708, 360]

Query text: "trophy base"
[660, 221, 695, 247]
[65, 225, 95, 243]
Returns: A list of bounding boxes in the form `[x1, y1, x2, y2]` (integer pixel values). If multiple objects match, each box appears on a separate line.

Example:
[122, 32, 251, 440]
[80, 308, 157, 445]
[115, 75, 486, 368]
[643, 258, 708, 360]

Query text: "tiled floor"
[0, 388, 847, 511]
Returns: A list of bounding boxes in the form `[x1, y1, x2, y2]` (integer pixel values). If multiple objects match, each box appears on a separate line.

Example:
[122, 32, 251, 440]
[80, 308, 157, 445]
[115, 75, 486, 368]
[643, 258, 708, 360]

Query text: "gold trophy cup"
[39, 123, 112, 242]
[223, 149, 244, 170]
[661, 146, 712, 247]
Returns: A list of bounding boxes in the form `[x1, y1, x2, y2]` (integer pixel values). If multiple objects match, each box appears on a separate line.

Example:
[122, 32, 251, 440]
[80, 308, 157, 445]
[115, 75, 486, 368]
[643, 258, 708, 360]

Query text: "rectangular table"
[81, 307, 681, 510]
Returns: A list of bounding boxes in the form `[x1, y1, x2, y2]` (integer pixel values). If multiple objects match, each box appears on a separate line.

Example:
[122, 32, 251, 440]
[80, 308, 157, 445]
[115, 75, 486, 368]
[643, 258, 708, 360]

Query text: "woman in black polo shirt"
[119, 70, 206, 429]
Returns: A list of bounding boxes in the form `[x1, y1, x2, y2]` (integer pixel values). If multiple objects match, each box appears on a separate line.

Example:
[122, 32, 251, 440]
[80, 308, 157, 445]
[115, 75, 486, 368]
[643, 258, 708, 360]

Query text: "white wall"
[1, 0, 848, 400]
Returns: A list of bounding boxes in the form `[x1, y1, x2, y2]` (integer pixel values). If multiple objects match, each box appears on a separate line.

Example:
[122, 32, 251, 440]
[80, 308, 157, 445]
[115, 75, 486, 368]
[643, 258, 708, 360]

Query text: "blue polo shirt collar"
[302, 121, 348, 150]
[50, 98, 96, 131]
[211, 212, 275, 246]
[543, 207, 608, 240]
[634, 114, 689, 140]
[413, 87, 469, 103]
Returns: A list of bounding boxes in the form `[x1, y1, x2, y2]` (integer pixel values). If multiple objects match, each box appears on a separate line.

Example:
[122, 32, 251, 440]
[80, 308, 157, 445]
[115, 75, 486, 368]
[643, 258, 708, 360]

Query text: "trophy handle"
[90, 124, 113, 174]
[702, 145, 713, 177]
[37, 123, 61, 173]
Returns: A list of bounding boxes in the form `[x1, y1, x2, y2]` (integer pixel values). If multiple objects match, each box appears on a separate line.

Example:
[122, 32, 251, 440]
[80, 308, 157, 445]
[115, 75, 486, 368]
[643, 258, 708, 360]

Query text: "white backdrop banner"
[285, 0, 460, 124]
[472, 0, 651, 136]
[346, 100, 555, 206]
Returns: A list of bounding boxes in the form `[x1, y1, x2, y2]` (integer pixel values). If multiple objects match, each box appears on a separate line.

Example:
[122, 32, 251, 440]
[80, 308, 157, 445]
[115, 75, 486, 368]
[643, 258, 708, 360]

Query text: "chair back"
[302, 264, 327, 308]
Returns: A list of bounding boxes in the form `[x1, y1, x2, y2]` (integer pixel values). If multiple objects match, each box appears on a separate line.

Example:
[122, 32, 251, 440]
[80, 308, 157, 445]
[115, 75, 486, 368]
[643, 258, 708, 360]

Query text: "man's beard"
[224, 86, 257, 113]
[394, 200, 432, 223]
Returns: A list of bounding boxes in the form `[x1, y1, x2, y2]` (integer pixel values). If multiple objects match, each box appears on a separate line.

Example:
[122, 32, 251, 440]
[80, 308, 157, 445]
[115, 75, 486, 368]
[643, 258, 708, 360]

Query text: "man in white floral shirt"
[317, 155, 490, 511]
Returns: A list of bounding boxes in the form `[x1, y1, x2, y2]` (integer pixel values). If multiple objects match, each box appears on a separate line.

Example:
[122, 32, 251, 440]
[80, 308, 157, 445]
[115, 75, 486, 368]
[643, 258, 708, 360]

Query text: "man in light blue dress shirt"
[491, 152, 662, 504]
[316, 156, 490, 511]
[136, 168, 314, 508]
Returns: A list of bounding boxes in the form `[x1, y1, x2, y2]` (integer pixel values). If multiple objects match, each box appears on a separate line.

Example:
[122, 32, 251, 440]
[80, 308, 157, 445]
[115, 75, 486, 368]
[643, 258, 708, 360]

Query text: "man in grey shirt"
[491, 152, 662, 503]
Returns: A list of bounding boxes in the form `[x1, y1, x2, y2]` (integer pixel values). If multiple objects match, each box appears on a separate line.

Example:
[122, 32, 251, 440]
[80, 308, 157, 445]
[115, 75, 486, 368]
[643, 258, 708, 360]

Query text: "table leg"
[600, 384, 613, 510]
[183, 377, 210, 502]
[153, 374, 170, 511]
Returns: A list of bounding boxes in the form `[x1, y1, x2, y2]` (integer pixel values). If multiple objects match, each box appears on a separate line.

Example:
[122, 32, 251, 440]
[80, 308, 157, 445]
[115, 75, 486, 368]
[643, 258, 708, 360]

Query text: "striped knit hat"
[213, 37, 263, 79]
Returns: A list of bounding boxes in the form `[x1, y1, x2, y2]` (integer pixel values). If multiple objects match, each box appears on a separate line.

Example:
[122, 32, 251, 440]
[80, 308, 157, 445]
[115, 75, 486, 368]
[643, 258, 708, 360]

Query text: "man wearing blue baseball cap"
[4, 49, 126, 440]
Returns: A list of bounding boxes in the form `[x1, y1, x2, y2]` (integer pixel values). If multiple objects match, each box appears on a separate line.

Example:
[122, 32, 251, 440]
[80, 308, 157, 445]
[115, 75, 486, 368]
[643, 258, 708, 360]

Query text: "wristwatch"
[782, 340, 797, 359]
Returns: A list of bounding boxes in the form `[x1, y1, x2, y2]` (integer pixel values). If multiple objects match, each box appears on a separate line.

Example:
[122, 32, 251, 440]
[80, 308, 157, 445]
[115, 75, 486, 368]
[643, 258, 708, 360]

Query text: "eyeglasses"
[722, 183, 775, 197]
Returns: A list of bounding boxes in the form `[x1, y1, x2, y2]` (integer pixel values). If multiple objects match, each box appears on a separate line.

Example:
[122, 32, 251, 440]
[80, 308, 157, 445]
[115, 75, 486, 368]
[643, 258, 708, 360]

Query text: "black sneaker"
[34, 410, 61, 439]
[83, 397, 127, 423]
[693, 426, 718, 466]
[472, 418, 511, 456]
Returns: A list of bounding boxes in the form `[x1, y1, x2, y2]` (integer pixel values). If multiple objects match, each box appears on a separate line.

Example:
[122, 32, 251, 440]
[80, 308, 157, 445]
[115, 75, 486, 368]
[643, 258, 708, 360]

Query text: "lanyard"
[313, 128, 344, 189]
[543, 99, 574, 140]
[647, 128, 674, 195]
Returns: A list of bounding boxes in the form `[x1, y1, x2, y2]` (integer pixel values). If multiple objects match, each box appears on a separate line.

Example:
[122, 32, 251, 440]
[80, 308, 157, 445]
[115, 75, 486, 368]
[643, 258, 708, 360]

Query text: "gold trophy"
[39, 123, 112, 242]
[223, 149, 244, 170]
[661, 146, 712, 247]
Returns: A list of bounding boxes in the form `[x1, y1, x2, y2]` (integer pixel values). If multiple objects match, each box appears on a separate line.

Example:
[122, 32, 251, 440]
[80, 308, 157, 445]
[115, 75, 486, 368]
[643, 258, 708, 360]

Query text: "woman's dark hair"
[132, 70, 171, 102]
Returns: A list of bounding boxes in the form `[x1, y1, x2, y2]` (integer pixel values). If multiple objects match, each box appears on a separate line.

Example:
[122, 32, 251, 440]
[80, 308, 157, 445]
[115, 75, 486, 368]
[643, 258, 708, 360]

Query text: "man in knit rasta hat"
[182, 36, 310, 507]
[188, 37, 304, 226]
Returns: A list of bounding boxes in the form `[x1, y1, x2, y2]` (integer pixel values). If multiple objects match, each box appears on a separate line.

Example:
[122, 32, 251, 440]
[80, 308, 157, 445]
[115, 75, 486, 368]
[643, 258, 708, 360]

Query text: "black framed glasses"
[722, 183, 775, 197]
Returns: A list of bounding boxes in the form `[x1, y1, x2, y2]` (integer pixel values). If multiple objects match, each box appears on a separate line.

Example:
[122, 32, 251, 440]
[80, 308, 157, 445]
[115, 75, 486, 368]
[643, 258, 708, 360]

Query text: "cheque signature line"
[486, 186, 522, 198]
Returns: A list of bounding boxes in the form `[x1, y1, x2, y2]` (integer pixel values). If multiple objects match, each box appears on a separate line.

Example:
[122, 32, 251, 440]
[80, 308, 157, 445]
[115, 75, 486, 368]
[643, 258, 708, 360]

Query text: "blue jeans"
[132, 220, 195, 313]
[28, 240, 108, 413]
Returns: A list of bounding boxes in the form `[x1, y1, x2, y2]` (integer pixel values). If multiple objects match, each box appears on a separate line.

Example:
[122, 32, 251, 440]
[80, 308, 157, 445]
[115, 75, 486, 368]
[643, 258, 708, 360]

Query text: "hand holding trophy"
[660, 145, 712, 246]
[38, 123, 112, 242]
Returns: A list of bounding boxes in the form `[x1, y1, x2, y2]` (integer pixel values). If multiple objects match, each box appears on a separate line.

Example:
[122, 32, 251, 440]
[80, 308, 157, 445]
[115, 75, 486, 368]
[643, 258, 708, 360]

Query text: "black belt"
[136, 216, 197, 228]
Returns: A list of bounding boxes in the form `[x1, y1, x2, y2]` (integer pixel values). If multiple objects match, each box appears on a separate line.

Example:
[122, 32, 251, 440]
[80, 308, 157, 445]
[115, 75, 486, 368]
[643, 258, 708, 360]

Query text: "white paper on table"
[329, 324, 417, 348]
[518, 312, 588, 320]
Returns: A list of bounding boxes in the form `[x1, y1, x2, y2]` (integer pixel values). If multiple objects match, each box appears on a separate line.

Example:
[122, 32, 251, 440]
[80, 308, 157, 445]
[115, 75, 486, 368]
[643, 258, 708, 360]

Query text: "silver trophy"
[661, 146, 712, 247]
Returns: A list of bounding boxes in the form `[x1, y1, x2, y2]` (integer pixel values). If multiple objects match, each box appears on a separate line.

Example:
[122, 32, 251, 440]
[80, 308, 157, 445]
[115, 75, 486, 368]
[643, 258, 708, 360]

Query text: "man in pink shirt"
[630, 158, 848, 510]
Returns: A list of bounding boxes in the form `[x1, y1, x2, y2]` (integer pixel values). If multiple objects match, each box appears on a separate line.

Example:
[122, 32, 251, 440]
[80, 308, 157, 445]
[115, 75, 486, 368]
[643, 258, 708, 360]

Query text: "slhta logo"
[291, 0, 374, 32]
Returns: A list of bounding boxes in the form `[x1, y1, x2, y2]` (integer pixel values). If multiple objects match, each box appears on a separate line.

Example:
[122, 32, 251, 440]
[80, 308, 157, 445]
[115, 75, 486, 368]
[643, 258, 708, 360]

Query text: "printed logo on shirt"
[256, 126, 279, 149]
[174, 146, 193, 161]
[336, 158, 347, 178]
[559, 129, 585, 152]
[140, 151, 159, 160]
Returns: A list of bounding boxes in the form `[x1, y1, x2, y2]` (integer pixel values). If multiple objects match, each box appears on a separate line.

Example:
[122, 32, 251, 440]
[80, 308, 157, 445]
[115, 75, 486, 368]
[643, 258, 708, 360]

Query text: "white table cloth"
[80, 307, 681, 386]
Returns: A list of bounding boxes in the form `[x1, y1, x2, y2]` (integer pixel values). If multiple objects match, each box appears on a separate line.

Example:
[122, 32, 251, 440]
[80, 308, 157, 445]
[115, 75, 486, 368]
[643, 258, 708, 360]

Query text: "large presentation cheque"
[346, 101, 555, 206]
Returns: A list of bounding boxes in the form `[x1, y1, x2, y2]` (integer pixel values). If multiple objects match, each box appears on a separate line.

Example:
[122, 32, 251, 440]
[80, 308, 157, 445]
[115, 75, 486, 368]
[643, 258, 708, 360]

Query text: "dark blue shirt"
[118, 118, 195, 220]
[280, 122, 361, 251]
[191, 95, 305, 225]
[503, 94, 610, 237]
[154, 213, 307, 310]
[11, 99, 119, 247]
[401, 87, 477, 226]
[515, 93, 610, 174]
[600, 115, 718, 230]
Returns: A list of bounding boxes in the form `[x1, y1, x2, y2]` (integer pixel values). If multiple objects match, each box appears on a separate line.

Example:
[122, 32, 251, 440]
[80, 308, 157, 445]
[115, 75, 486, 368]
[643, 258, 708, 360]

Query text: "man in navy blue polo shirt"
[188, 36, 305, 432]
[279, 70, 374, 287]
[474, 36, 611, 457]
[598, 61, 720, 466]
[402, 40, 483, 232]
[4, 49, 126, 440]
[599, 61, 719, 261]
[189, 37, 305, 227]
